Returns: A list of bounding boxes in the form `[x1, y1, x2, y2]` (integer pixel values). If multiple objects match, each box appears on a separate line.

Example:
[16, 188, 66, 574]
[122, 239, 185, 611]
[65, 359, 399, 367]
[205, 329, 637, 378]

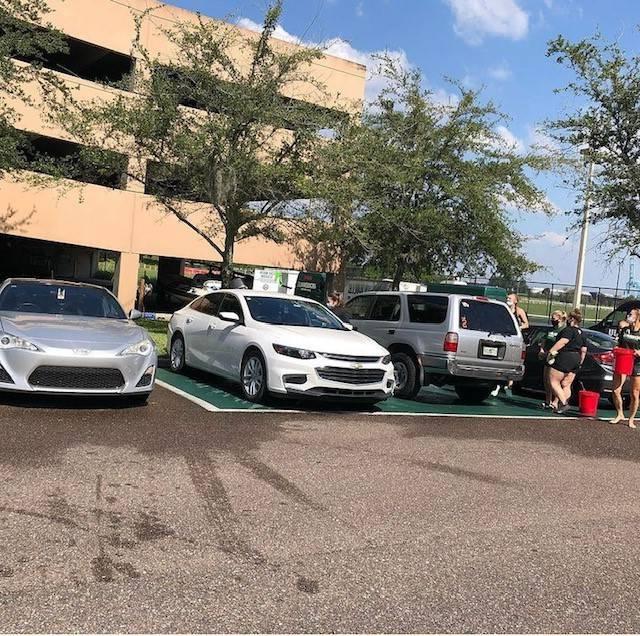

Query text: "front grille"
[317, 366, 385, 385]
[29, 366, 124, 390]
[322, 353, 381, 363]
[0, 365, 14, 384]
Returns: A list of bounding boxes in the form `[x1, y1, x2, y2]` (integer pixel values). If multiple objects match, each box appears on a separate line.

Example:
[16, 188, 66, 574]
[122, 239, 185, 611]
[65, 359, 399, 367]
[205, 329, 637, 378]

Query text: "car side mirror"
[219, 311, 240, 323]
[129, 309, 143, 320]
[343, 322, 354, 331]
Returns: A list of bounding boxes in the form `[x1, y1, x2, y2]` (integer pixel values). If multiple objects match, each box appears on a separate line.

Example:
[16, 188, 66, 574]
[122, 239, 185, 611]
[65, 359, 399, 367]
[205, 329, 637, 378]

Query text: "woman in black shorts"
[546, 309, 587, 414]
[610, 308, 640, 427]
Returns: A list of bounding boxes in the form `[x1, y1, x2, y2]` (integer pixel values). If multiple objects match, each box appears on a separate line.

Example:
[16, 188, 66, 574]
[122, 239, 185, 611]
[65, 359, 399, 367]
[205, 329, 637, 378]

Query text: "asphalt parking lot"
[0, 384, 639, 633]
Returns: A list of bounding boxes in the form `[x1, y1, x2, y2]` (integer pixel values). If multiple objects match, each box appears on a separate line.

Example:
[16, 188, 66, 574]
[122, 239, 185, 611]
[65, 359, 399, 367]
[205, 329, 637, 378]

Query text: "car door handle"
[186, 318, 193, 324]
[388, 329, 395, 335]
[208, 324, 216, 331]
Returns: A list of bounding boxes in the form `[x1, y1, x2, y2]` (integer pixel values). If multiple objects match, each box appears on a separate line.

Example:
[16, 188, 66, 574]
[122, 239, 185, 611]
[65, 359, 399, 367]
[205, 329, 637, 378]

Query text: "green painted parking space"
[156, 367, 617, 418]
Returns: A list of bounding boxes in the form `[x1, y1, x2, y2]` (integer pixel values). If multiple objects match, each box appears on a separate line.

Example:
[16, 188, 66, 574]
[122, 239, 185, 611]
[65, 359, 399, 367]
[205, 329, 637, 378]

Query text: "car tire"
[392, 352, 420, 399]
[170, 334, 186, 373]
[455, 384, 493, 404]
[241, 350, 268, 404]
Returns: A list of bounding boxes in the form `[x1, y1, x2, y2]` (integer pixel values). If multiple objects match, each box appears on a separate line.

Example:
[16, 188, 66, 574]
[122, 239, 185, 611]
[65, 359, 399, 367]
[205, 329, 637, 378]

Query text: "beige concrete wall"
[2, 0, 365, 306]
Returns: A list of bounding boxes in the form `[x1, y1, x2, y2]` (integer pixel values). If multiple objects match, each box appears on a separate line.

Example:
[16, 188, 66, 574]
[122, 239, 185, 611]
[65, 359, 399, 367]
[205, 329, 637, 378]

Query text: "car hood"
[265, 325, 388, 357]
[0, 312, 145, 347]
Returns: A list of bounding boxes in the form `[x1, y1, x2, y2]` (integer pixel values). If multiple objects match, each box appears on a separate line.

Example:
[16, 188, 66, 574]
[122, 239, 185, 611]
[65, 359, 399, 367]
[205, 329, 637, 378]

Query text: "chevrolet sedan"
[167, 290, 395, 405]
[0, 279, 157, 403]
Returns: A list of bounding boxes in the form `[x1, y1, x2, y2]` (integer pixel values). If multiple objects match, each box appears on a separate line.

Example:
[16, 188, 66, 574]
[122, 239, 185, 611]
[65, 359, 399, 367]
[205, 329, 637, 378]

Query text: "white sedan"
[167, 290, 395, 405]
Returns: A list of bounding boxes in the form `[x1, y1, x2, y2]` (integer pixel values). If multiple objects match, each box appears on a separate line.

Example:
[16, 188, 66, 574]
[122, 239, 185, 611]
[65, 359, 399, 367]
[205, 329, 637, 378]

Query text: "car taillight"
[521, 348, 526, 360]
[591, 351, 615, 365]
[444, 332, 459, 352]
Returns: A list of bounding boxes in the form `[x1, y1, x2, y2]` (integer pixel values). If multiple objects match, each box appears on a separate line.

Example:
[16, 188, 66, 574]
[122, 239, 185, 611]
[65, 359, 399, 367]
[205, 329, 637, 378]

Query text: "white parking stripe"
[156, 379, 220, 411]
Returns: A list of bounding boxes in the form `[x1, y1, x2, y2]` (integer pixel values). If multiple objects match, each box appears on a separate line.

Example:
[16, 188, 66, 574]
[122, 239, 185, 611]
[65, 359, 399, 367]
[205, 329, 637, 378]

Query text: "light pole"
[573, 152, 594, 309]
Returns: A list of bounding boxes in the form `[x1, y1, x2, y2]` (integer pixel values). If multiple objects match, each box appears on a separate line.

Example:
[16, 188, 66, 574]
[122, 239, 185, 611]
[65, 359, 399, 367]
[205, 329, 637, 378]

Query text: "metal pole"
[573, 158, 594, 309]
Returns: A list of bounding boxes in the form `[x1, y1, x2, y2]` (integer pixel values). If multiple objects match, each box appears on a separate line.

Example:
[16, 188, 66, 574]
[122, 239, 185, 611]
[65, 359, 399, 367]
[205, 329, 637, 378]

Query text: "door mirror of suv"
[129, 309, 143, 321]
[219, 311, 241, 323]
[343, 322, 354, 331]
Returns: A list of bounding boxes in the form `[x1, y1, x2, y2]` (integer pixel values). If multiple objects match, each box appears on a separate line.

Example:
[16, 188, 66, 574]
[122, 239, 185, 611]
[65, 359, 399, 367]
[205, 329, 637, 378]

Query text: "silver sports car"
[0, 279, 157, 402]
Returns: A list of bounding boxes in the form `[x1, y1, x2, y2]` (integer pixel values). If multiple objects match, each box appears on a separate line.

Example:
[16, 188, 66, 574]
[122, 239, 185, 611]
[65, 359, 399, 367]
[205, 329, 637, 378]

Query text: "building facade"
[0, 0, 366, 310]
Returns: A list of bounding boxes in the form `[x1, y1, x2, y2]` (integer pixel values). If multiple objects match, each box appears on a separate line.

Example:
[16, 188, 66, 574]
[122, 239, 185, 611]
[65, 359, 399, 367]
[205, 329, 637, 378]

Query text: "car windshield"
[245, 296, 346, 330]
[0, 282, 126, 319]
[459, 299, 517, 335]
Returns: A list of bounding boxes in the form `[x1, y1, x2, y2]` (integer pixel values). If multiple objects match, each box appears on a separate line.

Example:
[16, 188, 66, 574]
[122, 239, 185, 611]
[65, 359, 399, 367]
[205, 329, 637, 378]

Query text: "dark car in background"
[518, 326, 628, 404]
[590, 301, 640, 336]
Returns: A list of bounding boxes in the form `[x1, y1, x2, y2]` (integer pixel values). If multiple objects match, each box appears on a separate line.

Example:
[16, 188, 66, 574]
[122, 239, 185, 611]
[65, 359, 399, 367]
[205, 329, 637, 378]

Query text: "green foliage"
[547, 33, 640, 256]
[0, 0, 67, 174]
[58, 1, 335, 284]
[307, 57, 554, 289]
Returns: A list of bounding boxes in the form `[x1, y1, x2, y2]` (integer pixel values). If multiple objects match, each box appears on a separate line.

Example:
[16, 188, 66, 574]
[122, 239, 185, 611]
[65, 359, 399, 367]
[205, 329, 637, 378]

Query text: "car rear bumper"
[422, 354, 524, 382]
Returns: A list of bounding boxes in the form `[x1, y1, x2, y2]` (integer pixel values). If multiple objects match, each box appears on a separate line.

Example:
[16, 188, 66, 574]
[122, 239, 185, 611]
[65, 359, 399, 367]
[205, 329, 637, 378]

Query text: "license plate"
[482, 346, 499, 357]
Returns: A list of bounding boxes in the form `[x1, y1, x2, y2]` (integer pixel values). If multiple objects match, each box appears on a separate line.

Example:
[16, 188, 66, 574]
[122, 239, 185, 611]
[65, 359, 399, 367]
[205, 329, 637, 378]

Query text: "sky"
[168, 0, 640, 290]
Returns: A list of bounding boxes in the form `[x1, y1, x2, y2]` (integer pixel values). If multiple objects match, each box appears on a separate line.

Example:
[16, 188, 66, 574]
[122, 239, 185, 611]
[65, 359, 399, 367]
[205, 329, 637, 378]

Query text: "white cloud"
[356, 1, 364, 17]
[445, 0, 529, 45]
[495, 125, 525, 154]
[237, 17, 455, 105]
[528, 231, 568, 247]
[527, 126, 560, 155]
[488, 63, 512, 81]
[543, 0, 553, 8]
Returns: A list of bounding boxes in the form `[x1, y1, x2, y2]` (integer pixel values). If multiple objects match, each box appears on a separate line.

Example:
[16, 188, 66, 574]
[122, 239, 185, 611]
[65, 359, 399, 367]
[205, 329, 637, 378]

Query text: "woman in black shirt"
[547, 309, 587, 414]
[610, 308, 640, 427]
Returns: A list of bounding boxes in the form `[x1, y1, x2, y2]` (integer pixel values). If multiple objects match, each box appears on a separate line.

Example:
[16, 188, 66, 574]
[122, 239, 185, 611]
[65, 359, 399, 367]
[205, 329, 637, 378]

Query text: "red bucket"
[614, 347, 635, 376]
[578, 390, 600, 417]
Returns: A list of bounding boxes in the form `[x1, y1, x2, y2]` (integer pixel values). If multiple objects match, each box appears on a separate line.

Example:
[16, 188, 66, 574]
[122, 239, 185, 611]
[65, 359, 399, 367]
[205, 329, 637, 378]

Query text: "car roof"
[348, 290, 506, 303]
[532, 325, 614, 338]
[2, 278, 109, 292]
[220, 289, 321, 303]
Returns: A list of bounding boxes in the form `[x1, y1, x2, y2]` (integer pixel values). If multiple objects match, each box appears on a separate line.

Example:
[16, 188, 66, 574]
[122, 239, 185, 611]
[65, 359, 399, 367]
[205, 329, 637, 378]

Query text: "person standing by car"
[327, 292, 352, 324]
[547, 309, 587, 414]
[610, 308, 640, 427]
[491, 293, 530, 397]
[538, 310, 567, 410]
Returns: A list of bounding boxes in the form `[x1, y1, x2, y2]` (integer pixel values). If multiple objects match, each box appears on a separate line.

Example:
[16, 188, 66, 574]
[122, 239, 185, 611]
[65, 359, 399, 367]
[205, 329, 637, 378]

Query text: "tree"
[547, 33, 640, 257]
[347, 59, 553, 289]
[0, 0, 67, 176]
[58, 1, 338, 284]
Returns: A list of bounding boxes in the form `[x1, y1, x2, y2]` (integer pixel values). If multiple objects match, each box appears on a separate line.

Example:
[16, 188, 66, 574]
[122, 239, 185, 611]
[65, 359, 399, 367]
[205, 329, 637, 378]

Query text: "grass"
[139, 319, 168, 356]
[521, 297, 614, 323]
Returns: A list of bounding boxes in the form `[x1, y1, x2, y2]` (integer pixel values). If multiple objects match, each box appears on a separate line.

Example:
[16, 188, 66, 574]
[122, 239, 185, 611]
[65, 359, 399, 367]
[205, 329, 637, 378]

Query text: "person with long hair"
[610, 308, 640, 427]
[546, 308, 587, 414]
[538, 310, 567, 410]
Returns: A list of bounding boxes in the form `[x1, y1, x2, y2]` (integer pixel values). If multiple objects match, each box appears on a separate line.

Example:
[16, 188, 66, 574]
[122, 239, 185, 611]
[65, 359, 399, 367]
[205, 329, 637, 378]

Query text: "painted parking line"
[156, 368, 617, 419]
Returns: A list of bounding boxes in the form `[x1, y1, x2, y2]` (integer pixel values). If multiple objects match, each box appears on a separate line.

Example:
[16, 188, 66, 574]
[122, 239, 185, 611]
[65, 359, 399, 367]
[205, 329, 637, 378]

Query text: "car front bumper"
[0, 346, 157, 395]
[266, 355, 396, 402]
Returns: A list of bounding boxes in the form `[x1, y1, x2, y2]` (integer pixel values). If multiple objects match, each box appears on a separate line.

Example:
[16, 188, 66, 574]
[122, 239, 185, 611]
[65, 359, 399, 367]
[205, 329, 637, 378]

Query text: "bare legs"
[543, 366, 557, 408]
[610, 372, 627, 424]
[549, 368, 570, 408]
[628, 376, 640, 428]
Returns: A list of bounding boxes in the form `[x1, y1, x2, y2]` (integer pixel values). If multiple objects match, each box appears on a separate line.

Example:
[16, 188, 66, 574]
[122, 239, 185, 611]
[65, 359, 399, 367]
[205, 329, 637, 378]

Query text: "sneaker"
[555, 402, 571, 415]
[490, 385, 501, 397]
[540, 402, 551, 410]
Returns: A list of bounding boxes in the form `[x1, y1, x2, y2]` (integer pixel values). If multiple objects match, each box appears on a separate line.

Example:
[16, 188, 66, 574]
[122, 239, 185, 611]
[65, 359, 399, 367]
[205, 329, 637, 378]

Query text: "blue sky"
[169, 0, 640, 289]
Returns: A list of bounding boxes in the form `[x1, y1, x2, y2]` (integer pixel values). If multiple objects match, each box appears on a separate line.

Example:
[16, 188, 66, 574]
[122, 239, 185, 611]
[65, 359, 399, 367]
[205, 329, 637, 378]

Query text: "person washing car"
[538, 310, 567, 410]
[546, 308, 587, 414]
[609, 308, 640, 428]
[327, 292, 352, 324]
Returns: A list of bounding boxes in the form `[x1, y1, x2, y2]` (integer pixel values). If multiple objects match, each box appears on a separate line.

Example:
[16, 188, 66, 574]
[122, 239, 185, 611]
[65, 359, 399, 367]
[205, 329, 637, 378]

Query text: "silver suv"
[345, 291, 525, 403]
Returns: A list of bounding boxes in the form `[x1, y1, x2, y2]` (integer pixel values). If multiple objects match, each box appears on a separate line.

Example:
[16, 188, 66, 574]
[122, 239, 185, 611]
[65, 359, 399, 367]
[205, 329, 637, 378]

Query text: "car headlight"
[381, 354, 392, 365]
[0, 333, 39, 352]
[120, 339, 154, 356]
[273, 344, 316, 359]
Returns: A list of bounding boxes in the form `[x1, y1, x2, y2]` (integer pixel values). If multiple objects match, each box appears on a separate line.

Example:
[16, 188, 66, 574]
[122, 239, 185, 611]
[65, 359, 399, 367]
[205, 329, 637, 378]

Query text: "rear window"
[408, 295, 448, 324]
[584, 331, 615, 350]
[459, 299, 517, 336]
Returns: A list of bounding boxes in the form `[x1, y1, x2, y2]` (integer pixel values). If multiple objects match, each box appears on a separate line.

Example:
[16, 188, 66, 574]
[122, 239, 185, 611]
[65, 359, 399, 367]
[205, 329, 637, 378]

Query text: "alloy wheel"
[242, 356, 264, 398]
[171, 338, 184, 371]
[394, 361, 409, 392]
